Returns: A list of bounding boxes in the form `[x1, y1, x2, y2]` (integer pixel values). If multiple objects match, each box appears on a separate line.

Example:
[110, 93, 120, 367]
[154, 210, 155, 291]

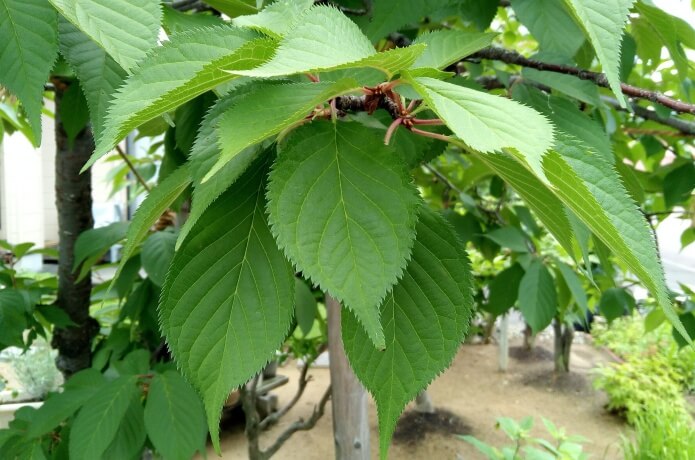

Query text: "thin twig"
[469, 47, 695, 115]
[115, 144, 151, 192]
[600, 95, 695, 136]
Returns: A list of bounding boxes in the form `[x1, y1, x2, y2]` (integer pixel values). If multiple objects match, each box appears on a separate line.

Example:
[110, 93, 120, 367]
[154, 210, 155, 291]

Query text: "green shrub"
[622, 407, 695, 460]
[593, 354, 689, 424]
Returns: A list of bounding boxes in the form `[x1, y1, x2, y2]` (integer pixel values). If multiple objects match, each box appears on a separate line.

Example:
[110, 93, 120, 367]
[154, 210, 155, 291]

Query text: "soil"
[203, 335, 627, 459]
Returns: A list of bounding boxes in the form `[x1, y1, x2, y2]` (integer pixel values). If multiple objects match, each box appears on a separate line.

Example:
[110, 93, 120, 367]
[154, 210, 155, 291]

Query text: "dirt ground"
[205, 336, 626, 459]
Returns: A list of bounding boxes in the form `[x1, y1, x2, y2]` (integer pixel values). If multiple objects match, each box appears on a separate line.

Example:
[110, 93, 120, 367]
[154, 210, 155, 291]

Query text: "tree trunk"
[414, 391, 435, 414]
[553, 319, 574, 373]
[51, 81, 99, 378]
[326, 294, 370, 460]
[523, 322, 535, 350]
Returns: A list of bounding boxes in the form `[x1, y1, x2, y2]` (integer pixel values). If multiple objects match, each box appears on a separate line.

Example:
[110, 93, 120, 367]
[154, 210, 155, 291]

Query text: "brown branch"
[258, 356, 317, 430]
[600, 96, 695, 136]
[477, 75, 695, 137]
[262, 385, 332, 459]
[469, 47, 695, 115]
[115, 144, 151, 192]
[314, 0, 370, 15]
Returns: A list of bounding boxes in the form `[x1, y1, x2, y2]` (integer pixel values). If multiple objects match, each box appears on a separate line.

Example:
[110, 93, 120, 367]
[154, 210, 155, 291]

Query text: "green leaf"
[27, 369, 106, 438]
[411, 30, 497, 70]
[162, 6, 225, 34]
[598, 287, 635, 323]
[68, 375, 140, 460]
[102, 398, 146, 460]
[141, 230, 177, 287]
[112, 164, 191, 289]
[86, 28, 272, 170]
[554, 260, 589, 313]
[205, 0, 257, 18]
[144, 371, 207, 460]
[486, 263, 525, 316]
[0, 0, 58, 140]
[474, 152, 578, 259]
[518, 259, 557, 333]
[543, 134, 686, 340]
[294, 278, 317, 336]
[485, 227, 530, 253]
[179, 92, 265, 248]
[233, 0, 313, 37]
[267, 122, 420, 348]
[512, 85, 611, 162]
[59, 82, 90, 145]
[673, 313, 695, 349]
[456, 0, 500, 30]
[663, 163, 695, 208]
[410, 77, 554, 180]
[0, 290, 28, 349]
[563, 0, 635, 106]
[234, 6, 424, 79]
[48, 0, 162, 72]
[73, 222, 130, 280]
[521, 68, 600, 107]
[205, 79, 359, 182]
[343, 207, 473, 460]
[357, 0, 450, 41]
[635, 2, 695, 81]
[160, 156, 294, 451]
[57, 17, 127, 141]
[510, 0, 584, 57]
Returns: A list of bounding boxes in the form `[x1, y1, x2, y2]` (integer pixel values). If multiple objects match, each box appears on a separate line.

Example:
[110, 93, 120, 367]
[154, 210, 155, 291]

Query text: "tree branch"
[314, 0, 370, 15]
[476, 75, 695, 137]
[468, 47, 695, 115]
[258, 356, 317, 430]
[600, 96, 695, 136]
[262, 385, 332, 459]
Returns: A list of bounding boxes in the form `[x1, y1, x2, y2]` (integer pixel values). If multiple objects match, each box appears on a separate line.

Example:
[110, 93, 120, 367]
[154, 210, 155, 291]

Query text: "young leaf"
[206, 79, 360, 182]
[510, 0, 584, 57]
[544, 133, 686, 340]
[57, 17, 127, 140]
[233, 6, 424, 78]
[86, 28, 272, 170]
[555, 260, 589, 313]
[48, 0, 162, 72]
[562, 0, 635, 106]
[411, 30, 497, 70]
[0, 0, 58, 140]
[112, 164, 191, 287]
[409, 77, 554, 180]
[58, 82, 90, 145]
[73, 222, 129, 281]
[267, 122, 420, 348]
[0, 290, 29, 349]
[343, 207, 473, 459]
[233, 0, 313, 37]
[68, 375, 140, 460]
[518, 259, 557, 333]
[159, 156, 294, 451]
[162, 6, 225, 34]
[144, 371, 207, 460]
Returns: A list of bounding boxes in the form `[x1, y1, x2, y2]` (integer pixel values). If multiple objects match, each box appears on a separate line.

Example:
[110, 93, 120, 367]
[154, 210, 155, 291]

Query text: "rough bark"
[553, 319, 574, 374]
[51, 82, 99, 378]
[326, 294, 370, 460]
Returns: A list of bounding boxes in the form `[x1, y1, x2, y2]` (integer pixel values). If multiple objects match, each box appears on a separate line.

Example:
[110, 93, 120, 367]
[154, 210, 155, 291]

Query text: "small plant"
[459, 416, 588, 460]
